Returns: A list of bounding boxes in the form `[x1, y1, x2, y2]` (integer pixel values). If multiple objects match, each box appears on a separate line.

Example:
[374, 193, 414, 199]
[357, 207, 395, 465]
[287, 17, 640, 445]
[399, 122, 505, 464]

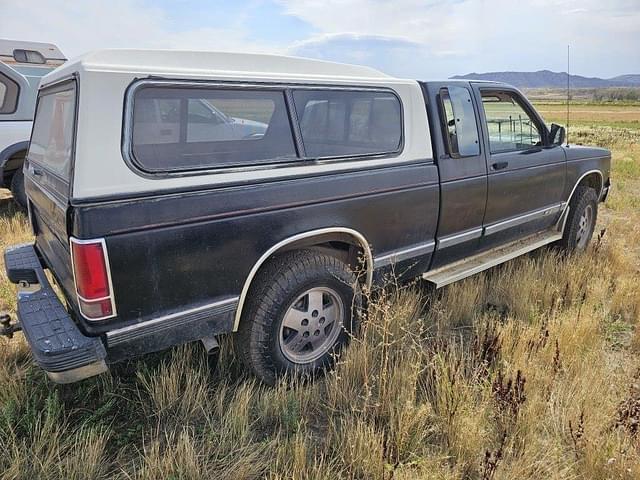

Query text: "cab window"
[439, 86, 480, 158]
[480, 90, 543, 153]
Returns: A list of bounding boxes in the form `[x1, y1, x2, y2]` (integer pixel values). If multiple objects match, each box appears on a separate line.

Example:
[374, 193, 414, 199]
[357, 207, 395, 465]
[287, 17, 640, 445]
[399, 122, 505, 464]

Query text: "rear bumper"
[4, 243, 108, 383]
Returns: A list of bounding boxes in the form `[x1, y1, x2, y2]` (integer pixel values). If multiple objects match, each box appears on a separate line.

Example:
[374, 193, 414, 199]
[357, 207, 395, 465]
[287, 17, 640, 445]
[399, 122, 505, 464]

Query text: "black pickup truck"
[3, 49, 611, 385]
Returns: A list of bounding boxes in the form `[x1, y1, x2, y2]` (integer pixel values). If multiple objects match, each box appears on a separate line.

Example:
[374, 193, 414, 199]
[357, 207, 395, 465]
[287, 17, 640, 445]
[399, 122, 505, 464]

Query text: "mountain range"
[450, 70, 640, 88]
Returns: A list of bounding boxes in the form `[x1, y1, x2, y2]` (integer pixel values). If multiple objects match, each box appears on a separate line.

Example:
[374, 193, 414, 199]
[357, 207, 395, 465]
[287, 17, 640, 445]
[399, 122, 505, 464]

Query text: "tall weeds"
[0, 124, 639, 478]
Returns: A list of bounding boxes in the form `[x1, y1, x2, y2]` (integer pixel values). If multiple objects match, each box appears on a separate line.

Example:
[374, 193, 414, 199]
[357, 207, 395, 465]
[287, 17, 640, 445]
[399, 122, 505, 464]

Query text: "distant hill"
[609, 74, 640, 85]
[450, 70, 640, 88]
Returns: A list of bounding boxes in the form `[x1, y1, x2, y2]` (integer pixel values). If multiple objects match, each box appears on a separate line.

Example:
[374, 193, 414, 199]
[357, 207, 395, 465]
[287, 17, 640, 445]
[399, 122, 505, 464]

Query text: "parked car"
[2, 49, 611, 384]
[0, 39, 65, 207]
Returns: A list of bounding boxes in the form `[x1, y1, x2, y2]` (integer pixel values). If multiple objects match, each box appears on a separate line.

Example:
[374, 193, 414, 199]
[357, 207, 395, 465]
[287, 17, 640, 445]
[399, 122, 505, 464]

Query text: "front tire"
[557, 186, 598, 252]
[10, 168, 27, 209]
[236, 249, 361, 385]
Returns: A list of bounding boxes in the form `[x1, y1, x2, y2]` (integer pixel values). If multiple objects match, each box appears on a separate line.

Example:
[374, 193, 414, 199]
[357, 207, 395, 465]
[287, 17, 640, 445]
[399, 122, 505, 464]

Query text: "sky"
[2, 0, 639, 79]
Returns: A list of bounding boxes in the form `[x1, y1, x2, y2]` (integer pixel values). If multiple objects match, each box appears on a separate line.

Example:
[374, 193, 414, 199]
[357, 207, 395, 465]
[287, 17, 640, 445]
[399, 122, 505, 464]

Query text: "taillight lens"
[70, 238, 116, 320]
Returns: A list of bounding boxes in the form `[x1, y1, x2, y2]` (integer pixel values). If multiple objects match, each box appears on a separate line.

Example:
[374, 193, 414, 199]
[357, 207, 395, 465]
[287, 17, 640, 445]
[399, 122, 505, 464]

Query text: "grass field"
[0, 105, 639, 479]
[536, 103, 640, 130]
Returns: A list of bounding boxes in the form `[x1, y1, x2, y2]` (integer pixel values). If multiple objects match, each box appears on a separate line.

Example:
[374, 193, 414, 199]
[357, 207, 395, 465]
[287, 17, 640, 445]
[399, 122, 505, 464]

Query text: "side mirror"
[549, 123, 565, 146]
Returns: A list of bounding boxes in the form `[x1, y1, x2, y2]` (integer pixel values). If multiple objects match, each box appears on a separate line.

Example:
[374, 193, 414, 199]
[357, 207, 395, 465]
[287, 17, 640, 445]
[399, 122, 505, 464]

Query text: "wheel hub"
[279, 287, 344, 364]
[576, 204, 594, 249]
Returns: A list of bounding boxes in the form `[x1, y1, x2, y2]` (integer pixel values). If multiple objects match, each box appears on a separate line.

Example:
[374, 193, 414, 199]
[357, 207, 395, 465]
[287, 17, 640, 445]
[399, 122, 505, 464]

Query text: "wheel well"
[232, 229, 372, 331]
[2, 149, 27, 184]
[281, 234, 367, 272]
[577, 172, 603, 197]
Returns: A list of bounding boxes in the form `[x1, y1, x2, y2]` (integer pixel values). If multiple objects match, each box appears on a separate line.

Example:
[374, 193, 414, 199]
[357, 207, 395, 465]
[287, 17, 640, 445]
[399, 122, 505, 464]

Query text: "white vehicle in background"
[0, 39, 65, 207]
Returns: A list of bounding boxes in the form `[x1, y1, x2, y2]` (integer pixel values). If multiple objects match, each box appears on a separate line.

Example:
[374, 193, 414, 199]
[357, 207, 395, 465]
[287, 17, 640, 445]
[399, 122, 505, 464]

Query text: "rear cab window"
[29, 81, 77, 182]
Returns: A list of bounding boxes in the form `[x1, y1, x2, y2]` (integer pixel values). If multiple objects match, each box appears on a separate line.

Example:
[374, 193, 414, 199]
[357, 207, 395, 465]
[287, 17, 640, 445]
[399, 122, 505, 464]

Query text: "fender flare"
[232, 227, 373, 331]
[562, 169, 604, 212]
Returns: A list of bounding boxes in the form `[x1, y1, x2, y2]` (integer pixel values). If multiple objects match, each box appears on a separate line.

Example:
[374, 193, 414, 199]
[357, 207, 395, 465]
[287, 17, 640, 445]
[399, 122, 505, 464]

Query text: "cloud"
[278, 0, 640, 78]
[289, 33, 463, 79]
[1, 0, 277, 60]
[1, 0, 638, 79]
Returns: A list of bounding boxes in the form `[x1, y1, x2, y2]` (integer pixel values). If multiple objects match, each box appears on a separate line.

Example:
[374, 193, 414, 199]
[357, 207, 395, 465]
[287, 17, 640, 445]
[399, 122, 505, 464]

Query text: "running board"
[422, 230, 563, 289]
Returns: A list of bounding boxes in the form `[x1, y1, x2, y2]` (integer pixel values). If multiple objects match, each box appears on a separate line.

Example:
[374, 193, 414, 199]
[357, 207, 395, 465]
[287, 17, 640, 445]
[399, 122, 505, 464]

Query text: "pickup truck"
[2, 49, 611, 385]
[0, 39, 66, 207]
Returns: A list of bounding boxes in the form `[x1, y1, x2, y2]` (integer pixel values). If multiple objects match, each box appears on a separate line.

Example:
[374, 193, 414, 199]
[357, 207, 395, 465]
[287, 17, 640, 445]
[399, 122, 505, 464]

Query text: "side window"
[480, 90, 543, 153]
[0, 72, 19, 114]
[439, 86, 480, 157]
[131, 87, 296, 171]
[13, 49, 46, 64]
[292, 89, 402, 158]
[29, 83, 76, 180]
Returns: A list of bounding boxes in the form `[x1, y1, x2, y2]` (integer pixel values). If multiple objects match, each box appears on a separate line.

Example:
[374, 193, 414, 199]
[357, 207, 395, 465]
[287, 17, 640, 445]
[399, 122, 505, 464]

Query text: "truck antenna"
[566, 44, 570, 146]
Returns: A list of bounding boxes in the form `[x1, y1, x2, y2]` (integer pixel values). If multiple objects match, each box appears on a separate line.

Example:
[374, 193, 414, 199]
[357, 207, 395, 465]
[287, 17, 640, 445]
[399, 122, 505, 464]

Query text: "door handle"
[492, 161, 509, 171]
[30, 167, 43, 176]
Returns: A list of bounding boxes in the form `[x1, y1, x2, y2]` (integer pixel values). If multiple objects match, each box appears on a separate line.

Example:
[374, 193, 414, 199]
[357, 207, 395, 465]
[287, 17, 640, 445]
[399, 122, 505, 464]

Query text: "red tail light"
[70, 238, 116, 320]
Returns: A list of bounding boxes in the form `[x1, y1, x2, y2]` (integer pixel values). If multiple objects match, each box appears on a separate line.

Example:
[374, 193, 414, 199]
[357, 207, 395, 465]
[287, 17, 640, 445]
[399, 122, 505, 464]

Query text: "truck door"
[423, 82, 488, 268]
[472, 85, 566, 247]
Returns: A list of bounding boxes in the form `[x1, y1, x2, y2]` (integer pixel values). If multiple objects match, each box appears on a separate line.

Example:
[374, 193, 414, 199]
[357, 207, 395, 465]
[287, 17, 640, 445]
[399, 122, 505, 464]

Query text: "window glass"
[292, 89, 401, 158]
[131, 87, 296, 171]
[440, 86, 480, 157]
[29, 85, 76, 180]
[13, 49, 46, 64]
[0, 72, 19, 114]
[480, 91, 542, 153]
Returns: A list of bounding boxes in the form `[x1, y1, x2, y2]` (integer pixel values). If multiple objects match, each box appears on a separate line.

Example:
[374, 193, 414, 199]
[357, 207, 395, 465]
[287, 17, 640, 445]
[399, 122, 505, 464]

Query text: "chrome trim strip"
[436, 227, 483, 250]
[484, 203, 565, 236]
[69, 237, 118, 322]
[232, 227, 373, 331]
[106, 296, 239, 341]
[373, 241, 435, 268]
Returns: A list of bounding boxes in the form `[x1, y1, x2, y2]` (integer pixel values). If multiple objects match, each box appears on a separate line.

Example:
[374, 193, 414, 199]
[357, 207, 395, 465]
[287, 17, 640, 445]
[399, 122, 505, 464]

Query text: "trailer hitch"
[0, 312, 21, 339]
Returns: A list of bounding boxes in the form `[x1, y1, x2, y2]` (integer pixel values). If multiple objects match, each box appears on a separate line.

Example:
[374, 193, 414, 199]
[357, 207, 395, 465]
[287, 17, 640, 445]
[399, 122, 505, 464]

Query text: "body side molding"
[484, 203, 565, 236]
[232, 227, 373, 331]
[373, 240, 436, 269]
[106, 296, 239, 346]
[436, 227, 483, 250]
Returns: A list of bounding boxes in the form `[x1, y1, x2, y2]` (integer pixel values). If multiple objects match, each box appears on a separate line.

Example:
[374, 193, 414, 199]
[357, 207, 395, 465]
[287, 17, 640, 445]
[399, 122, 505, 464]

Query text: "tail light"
[70, 237, 117, 320]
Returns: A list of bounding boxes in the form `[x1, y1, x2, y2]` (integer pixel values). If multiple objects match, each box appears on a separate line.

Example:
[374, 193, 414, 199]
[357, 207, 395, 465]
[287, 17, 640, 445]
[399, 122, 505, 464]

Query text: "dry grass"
[534, 102, 640, 130]
[0, 116, 639, 478]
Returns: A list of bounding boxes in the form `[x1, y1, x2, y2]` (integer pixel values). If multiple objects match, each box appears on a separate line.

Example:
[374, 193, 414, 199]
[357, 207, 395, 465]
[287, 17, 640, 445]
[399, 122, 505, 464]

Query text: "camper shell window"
[130, 86, 297, 172]
[28, 81, 77, 181]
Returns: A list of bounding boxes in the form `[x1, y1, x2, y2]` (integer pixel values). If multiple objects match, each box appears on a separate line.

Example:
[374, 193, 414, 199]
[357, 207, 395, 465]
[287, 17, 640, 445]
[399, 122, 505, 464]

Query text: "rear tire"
[235, 249, 361, 385]
[10, 168, 27, 209]
[557, 186, 598, 252]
